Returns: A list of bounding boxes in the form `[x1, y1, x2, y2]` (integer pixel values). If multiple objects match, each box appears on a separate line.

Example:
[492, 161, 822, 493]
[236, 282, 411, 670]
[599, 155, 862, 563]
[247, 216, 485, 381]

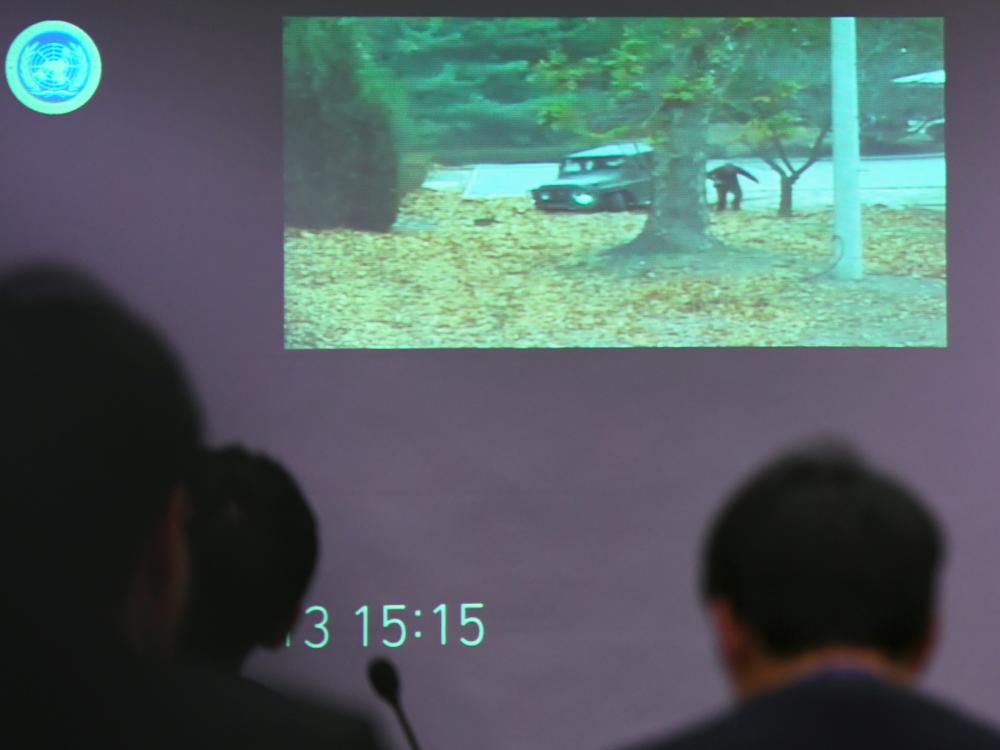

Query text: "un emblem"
[5, 20, 102, 114]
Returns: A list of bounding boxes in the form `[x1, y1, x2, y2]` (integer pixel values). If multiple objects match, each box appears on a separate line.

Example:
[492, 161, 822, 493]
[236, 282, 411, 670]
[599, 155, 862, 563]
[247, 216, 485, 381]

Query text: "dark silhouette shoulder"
[624, 675, 1000, 750]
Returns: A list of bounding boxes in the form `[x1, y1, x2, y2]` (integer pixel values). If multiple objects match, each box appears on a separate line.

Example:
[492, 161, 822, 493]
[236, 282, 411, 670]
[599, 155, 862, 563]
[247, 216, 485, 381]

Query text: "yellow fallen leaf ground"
[285, 190, 945, 348]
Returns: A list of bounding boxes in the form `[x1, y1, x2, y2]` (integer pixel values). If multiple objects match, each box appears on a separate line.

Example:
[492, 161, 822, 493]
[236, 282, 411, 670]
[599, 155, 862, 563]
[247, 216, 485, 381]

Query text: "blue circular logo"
[6, 20, 102, 114]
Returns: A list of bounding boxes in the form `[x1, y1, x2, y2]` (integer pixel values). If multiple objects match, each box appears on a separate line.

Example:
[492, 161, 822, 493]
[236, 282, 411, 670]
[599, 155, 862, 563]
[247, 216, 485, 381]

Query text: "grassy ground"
[285, 190, 945, 348]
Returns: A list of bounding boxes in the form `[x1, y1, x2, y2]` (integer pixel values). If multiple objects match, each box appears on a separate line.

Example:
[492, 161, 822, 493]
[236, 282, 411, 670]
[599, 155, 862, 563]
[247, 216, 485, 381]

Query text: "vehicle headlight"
[571, 190, 596, 206]
[538, 190, 552, 201]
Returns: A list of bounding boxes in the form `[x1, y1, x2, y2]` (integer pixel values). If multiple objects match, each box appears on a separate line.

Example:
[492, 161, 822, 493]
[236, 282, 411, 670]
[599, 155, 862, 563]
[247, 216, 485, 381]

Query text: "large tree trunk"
[612, 102, 721, 256]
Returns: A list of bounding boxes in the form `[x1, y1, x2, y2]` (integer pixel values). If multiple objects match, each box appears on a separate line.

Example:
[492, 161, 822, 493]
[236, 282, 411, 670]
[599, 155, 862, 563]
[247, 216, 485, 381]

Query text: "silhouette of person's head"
[701, 441, 943, 699]
[0, 265, 386, 750]
[0, 264, 201, 654]
[179, 445, 318, 673]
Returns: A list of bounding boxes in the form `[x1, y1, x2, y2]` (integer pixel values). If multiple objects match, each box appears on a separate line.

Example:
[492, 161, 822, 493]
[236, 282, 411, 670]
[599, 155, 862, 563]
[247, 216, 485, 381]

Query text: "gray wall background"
[1, 2, 996, 749]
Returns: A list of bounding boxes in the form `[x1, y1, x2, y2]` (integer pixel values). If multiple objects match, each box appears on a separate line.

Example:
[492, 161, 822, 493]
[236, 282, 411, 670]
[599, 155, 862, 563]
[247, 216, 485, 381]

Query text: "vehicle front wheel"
[606, 192, 627, 212]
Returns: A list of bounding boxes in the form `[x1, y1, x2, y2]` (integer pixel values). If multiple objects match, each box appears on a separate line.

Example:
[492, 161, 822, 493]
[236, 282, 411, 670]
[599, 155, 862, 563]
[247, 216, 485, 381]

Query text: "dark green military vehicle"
[531, 142, 654, 212]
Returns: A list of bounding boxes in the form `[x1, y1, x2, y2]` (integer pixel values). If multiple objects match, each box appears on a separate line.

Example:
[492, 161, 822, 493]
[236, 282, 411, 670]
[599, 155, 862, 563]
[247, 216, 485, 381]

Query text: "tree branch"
[758, 153, 787, 178]
[791, 116, 831, 180]
[773, 134, 795, 173]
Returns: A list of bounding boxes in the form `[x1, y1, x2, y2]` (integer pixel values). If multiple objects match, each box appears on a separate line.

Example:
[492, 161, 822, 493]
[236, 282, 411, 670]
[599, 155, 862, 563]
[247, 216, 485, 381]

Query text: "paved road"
[425, 154, 945, 209]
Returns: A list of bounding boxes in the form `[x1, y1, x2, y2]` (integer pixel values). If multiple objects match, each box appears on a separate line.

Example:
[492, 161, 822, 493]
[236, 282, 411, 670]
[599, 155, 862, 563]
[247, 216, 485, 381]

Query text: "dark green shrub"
[284, 18, 399, 231]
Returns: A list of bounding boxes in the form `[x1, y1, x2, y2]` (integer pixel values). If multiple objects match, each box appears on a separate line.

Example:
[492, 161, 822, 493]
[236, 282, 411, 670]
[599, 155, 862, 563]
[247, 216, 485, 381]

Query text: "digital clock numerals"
[286, 603, 486, 648]
[303, 605, 330, 649]
[354, 603, 485, 648]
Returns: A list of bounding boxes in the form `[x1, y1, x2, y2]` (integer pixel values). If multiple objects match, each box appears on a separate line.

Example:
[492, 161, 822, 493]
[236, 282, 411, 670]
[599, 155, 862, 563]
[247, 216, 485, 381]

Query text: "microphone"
[367, 658, 423, 750]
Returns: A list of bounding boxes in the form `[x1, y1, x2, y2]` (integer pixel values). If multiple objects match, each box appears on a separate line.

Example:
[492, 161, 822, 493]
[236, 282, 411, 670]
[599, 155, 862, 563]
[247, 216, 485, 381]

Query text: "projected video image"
[283, 17, 945, 348]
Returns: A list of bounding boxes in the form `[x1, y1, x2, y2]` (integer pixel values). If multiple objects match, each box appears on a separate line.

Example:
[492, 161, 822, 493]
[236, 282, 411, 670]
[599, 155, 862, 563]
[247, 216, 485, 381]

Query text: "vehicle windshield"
[560, 156, 627, 175]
